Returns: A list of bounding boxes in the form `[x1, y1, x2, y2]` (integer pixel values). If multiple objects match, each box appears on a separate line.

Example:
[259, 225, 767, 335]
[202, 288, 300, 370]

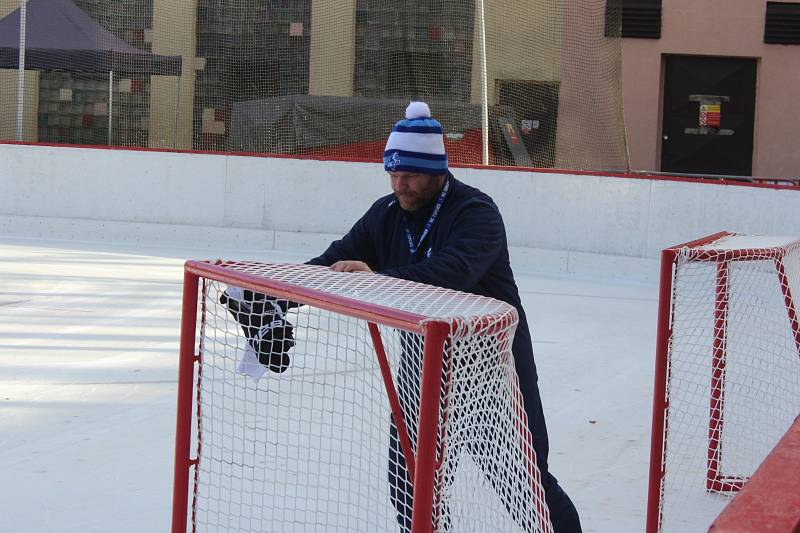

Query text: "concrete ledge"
[0, 214, 659, 283]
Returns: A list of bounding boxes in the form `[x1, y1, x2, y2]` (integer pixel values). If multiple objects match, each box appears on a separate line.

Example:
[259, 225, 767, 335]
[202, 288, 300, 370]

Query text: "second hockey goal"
[646, 232, 800, 532]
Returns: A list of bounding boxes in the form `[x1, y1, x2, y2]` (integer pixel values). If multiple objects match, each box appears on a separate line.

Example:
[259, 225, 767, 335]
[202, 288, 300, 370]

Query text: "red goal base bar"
[708, 416, 800, 533]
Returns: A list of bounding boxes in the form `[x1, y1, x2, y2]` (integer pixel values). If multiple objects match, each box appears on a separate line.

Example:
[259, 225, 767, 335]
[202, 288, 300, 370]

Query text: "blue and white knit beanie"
[383, 101, 448, 175]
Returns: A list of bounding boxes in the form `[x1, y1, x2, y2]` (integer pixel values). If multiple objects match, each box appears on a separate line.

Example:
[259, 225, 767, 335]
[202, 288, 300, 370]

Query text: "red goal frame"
[646, 232, 800, 533]
[170, 260, 545, 533]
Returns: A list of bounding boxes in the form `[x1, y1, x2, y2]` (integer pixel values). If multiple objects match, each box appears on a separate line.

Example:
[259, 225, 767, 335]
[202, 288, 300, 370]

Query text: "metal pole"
[477, 0, 489, 166]
[108, 70, 113, 145]
[15, 0, 28, 141]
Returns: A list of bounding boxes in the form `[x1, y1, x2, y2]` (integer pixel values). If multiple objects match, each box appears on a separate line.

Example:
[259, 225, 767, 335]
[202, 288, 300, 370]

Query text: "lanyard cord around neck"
[402, 177, 450, 256]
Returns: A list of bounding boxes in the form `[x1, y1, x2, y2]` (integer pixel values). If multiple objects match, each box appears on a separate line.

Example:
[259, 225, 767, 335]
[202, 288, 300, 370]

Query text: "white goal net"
[173, 261, 551, 533]
[648, 233, 800, 532]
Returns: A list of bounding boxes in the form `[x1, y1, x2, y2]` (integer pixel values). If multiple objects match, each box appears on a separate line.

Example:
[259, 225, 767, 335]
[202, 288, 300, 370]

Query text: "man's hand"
[330, 260, 373, 273]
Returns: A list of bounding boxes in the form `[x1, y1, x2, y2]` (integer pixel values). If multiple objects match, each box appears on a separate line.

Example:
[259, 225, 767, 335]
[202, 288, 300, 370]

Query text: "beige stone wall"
[0, 0, 38, 142]
[150, 0, 197, 149]
[470, 0, 561, 105]
[309, 0, 356, 96]
[0, 70, 38, 142]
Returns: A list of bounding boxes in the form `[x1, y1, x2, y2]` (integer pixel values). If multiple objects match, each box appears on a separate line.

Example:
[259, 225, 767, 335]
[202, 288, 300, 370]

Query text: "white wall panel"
[2, 144, 799, 275]
[0, 144, 226, 225]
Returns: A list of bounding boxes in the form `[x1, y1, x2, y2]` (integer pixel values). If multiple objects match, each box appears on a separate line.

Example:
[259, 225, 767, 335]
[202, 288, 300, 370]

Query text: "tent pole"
[108, 70, 113, 145]
[16, 0, 28, 141]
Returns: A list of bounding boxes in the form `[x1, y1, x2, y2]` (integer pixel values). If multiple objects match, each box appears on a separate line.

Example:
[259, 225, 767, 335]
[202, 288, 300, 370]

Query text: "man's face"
[389, 172, 446, 212]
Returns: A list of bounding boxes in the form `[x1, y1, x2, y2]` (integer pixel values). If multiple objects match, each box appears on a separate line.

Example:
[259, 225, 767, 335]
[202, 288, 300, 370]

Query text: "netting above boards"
[1, 0, 628, 171]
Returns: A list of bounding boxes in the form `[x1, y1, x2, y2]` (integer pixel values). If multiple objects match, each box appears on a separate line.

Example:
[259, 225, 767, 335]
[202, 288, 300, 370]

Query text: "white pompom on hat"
[404, 101, 431, 120]
[384, 101, 448, 175]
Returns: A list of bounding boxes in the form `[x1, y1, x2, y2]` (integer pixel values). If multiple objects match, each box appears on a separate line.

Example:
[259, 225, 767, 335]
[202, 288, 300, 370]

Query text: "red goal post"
[172, 260, 552, 532]
[647, 232, 800, 532]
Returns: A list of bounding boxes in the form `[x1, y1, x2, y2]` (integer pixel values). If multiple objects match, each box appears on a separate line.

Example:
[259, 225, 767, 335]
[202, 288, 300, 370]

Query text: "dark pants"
[388, 335, 582, 532]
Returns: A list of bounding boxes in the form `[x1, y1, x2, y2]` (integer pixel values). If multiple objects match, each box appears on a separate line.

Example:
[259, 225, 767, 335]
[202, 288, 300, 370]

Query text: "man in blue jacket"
[307, 102, 581, 532]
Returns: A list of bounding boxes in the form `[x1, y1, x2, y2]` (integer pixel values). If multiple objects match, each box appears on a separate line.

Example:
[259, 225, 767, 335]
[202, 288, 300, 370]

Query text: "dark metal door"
[661, 55, 757, 176]
[496, 80, 559, 168]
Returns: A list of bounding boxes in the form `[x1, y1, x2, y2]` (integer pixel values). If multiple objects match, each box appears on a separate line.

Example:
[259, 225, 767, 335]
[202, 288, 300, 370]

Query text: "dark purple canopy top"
[0, 0, 181, 75]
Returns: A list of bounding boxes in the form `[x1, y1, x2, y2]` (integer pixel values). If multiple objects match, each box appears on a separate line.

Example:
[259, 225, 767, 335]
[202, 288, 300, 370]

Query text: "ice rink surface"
[0, 236, 660, 533]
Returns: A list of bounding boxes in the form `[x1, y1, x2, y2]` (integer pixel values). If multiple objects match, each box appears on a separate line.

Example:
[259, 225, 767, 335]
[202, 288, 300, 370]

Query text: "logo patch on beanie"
[388, 152, 401, 171]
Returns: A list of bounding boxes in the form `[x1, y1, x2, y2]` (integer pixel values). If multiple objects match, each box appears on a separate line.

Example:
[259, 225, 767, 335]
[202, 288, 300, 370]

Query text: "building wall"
[150, 0, 197, 150]
[622, 0, 800, 177]
[309, 0, 356, 97]
[470, 0, 561, 105]
[0, 0, 38, 142]
[0, 69, 38, 141]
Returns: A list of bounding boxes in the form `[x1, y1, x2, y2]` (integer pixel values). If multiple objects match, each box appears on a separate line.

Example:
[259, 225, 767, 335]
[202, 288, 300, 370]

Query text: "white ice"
[0, 236, 659, 533]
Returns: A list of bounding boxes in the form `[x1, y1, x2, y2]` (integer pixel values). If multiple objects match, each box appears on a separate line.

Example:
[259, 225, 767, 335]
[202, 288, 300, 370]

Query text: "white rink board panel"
[1, 143, 798, 266]
[0, 144, 227, 226]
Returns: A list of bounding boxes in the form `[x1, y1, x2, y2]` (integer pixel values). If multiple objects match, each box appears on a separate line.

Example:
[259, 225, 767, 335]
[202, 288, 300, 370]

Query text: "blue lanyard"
[403, 177, 450, 255]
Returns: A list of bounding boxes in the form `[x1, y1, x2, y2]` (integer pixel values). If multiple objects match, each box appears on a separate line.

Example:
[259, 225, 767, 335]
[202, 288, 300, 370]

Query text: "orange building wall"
[621, 0, 800, 178]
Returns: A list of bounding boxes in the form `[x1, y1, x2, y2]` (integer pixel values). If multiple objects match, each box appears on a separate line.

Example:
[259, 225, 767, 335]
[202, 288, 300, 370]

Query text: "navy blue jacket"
[308, 173, 541, 391]
[308, 173, 578, 527]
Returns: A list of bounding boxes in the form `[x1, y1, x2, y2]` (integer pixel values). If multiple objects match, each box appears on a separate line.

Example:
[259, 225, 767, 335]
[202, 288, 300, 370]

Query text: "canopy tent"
[0, 0, 181, 142]
[0, 0, 181, 74]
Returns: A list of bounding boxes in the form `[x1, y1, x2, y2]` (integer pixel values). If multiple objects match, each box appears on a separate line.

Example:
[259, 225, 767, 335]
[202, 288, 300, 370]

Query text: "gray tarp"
[229, 95, 485, 153]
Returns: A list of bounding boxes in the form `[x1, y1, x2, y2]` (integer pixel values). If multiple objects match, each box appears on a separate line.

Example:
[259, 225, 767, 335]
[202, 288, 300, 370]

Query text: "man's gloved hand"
[220, 287, 295, 373]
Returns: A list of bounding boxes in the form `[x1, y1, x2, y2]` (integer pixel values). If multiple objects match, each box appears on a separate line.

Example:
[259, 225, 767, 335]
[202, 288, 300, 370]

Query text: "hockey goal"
[646, 232, 800, 532]
[172, 260, 552, 533]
